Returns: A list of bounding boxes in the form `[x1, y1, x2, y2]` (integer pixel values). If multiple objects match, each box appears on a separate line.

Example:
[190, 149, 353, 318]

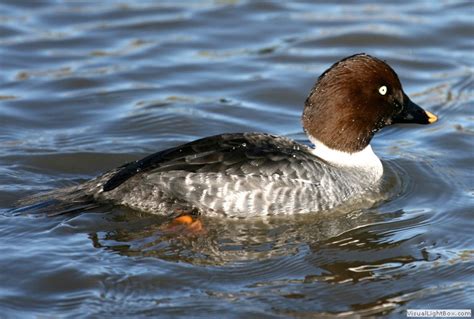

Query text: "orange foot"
[160, 214, 205, 236]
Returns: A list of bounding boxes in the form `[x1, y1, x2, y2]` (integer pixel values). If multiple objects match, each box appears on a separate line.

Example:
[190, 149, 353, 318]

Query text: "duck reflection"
[86, 205, 408, 266]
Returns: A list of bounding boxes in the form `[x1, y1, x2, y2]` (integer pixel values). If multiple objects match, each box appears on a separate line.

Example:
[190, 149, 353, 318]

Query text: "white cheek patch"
[379, 85, 387, 95]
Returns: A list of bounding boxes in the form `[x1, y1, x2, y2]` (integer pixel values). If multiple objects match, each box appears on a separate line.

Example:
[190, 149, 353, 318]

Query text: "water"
[0, 1, 473, 317]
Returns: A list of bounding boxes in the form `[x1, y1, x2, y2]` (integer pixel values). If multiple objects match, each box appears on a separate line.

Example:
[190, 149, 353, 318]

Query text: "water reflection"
[87, 208, 387, 264]
[1, 0, 473, 316]
[77, 204, 438, 317]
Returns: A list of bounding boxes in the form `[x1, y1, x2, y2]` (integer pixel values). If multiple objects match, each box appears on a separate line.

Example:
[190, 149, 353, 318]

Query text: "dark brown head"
[302, 54, 437, 153]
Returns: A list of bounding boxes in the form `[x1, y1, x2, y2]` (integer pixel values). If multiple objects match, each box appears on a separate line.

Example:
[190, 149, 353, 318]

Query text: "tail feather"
[10, 185, 100, 217]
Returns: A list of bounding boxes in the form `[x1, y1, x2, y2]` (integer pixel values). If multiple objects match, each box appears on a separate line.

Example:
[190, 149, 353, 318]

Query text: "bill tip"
[426, 110, 438, 124]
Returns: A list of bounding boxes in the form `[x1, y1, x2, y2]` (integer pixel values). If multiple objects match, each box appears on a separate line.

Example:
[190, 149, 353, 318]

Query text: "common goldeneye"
[78, 54, 437, 217]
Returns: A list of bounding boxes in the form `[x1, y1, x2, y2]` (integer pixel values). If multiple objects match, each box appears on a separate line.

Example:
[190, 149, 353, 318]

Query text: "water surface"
[0, 1, 473, 318]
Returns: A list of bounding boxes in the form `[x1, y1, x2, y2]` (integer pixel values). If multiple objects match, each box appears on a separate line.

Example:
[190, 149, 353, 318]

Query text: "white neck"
[308, 135, 383, 178]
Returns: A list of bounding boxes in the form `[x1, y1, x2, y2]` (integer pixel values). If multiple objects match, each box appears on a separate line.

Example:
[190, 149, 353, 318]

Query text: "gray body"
[83, 133, 381, 217]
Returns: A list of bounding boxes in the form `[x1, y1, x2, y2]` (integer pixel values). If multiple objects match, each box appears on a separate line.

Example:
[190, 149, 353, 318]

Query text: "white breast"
[307, 135, 384, 181]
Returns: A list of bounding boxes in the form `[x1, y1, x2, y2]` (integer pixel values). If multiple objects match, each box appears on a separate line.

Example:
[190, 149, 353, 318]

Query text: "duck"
[78, 53, 437, 218]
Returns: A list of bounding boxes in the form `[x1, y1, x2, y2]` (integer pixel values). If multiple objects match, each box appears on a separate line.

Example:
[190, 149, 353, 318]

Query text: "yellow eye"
[379, 85, 387, 96]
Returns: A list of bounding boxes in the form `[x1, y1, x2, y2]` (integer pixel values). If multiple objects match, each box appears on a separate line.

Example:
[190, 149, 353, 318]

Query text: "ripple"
[0, 0, 473, 317]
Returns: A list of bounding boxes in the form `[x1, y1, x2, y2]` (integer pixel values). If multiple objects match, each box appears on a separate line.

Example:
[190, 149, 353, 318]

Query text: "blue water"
[0, 1, 473, 317]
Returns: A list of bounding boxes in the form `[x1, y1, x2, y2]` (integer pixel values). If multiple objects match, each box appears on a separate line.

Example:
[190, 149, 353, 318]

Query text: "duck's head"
[302, 54, 437, 154]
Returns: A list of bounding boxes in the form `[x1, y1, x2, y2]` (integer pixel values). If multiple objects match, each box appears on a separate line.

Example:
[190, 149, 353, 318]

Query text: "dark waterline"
[0, 1, 473, 318]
